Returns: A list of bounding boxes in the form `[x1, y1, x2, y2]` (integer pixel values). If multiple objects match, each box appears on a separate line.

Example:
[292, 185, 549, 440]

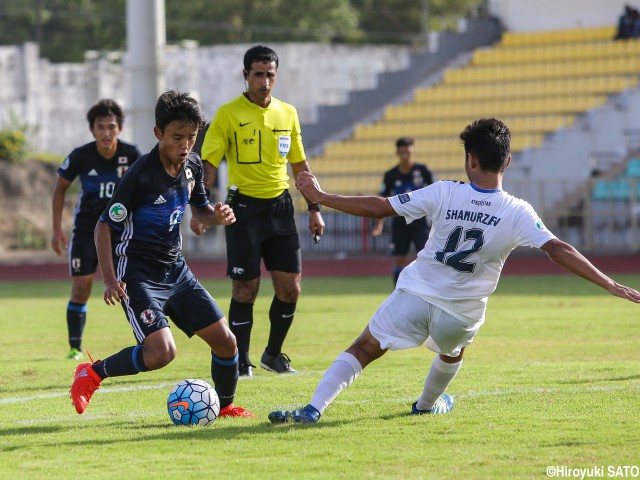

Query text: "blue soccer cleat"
[411, 394, 454, 415]
[268, 404, 321, 424]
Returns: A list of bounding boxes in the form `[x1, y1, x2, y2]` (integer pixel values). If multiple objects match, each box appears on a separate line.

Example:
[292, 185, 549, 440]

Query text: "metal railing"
[6, 178, 640, 260]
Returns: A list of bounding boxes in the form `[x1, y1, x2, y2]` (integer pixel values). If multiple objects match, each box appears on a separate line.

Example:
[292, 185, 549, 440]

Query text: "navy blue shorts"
[69, 230, 99, 276]
[225, 190, 301, 280]
[116, 256, 225, 344]
[390, 216, 430, 256]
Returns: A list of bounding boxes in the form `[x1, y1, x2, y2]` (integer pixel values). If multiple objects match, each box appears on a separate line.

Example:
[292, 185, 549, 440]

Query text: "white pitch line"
[0, 382, 175, 405]
[1, 381, 637, 409]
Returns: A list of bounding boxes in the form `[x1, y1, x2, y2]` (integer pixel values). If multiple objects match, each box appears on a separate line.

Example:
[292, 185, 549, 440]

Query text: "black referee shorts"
[225, 190, 301, 280]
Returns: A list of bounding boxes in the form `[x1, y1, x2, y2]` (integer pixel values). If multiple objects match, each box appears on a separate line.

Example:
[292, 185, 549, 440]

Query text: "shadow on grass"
[0, 418, 351, 449]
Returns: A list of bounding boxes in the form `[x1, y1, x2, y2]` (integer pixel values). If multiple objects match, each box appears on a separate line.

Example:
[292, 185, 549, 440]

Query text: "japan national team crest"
[140, 309, 156, 325]
[185, 167, 194, 198]
[117, 165, 128, 178]
[278, 135, 291, 157]
[71, 258, 81, 272]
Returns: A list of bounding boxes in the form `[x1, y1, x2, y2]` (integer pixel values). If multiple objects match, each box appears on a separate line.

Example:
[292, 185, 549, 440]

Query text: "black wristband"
[308, 202, 320, 212]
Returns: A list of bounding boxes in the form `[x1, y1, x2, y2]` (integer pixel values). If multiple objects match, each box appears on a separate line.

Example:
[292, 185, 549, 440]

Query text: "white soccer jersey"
[389, 180, 556, 325]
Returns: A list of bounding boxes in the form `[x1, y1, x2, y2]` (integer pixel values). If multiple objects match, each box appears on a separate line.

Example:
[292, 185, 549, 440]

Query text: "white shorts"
[368, 288, 483, 357]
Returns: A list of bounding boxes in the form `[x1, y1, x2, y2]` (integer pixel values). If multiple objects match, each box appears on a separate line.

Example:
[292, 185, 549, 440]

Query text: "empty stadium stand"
[305, 24, 640, 210]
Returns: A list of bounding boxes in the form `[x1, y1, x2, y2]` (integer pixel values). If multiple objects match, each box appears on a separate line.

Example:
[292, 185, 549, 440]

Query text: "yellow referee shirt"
[202, 93, 306, 199]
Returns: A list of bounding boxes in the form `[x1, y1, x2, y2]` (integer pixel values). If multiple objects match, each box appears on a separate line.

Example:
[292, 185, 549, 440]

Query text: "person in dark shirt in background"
[372, 137, 435, 285]
[51, 99, 141, 361]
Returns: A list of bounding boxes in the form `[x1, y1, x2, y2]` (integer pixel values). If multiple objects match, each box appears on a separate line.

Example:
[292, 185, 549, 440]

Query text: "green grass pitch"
[0, 274, 638, 479]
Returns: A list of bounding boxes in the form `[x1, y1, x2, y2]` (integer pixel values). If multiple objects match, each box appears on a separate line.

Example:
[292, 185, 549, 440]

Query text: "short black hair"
[459, 118, 511, 173]
[243, 45, 279, 71]
[154, 90, 205, 133]
[87, 99, 124, 129]
[396, 137, 415, 149]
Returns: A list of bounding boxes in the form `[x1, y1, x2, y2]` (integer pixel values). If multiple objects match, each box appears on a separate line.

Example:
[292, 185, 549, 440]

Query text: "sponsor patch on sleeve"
[534, 218, 546, 230]
[398, 193, 411, 204]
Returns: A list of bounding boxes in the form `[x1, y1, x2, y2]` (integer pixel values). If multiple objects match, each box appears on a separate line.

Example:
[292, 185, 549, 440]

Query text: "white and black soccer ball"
[167, 379, 220, 426]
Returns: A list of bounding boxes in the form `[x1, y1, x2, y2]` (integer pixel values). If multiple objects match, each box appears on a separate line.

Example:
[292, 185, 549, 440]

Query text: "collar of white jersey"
[469, 183, 501, 194]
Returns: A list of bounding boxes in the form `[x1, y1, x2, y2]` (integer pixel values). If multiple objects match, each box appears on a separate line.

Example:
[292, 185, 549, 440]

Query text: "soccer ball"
[167, 379, 220, 426]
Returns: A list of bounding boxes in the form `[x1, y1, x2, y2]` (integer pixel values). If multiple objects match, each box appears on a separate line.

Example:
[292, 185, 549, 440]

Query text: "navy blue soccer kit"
[95, 145, 239, 407]
[379, 164, 435, 256]
[57, 140, 141, 275]
[99, 145, 224, 342]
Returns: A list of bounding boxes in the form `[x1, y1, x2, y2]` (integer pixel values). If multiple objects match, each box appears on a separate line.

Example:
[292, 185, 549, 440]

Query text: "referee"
[191, 45, 325, 378]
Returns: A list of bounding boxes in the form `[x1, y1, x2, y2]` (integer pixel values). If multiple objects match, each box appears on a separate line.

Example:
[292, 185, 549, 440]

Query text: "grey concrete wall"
[0, 41, 410, 156]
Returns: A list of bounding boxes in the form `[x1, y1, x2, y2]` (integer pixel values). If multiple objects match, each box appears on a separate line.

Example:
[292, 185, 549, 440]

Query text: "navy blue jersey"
[58, 140, 141, 234]
[100, 145, 209, 265]
[379, 163, 435, 197]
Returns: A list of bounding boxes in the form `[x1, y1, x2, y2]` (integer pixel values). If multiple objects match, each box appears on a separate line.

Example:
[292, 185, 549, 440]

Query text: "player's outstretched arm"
[296, 171, 396, 219]
[540, 238, 640, 303]
[95, 221, 128, 305]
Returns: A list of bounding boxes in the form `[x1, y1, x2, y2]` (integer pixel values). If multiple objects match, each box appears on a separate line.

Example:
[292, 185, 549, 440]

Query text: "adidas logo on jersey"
[154, 195, 167, 204]
[88, 169, 98, 176]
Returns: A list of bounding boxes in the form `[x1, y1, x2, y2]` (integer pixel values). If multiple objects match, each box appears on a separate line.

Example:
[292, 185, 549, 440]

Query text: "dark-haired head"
[155, 90, 205, 133]
[244, 45, 278, 72]
[459, 118, 511, 173]
[396, 136, 415, 150]
[87, 99, 124, 129]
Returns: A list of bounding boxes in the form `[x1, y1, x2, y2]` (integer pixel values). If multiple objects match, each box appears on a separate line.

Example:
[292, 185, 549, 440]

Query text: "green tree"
[164, 0, 361, 44]
[351, 0, 484, 43]
[0, 0, 485, 62]
[0, 0, 126, 62]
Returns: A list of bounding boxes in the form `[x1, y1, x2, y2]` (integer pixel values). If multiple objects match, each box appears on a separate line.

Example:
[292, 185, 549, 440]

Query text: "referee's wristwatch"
[307, 202, 321, 212]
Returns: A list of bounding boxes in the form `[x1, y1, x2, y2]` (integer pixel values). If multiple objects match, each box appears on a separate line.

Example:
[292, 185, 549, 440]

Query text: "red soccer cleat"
[70, 362, 102, 414]
[218, 403, 257, 418]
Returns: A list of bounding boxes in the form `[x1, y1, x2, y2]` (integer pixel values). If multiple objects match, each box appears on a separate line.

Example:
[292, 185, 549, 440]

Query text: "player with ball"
[70, 90, 255, 419]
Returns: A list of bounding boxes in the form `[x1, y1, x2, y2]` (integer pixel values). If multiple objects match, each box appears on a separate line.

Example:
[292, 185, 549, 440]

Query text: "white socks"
[416, 356, 462, 411]
[309, 352, 363, 414]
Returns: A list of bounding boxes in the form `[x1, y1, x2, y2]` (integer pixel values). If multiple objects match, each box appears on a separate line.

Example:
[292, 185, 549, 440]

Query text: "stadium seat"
[307, 24, 637, 197]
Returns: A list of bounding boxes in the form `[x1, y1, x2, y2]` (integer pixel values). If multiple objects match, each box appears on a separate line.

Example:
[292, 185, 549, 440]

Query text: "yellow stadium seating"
[414, 77, 637, 103]
[305, 25, 635, 196]
[501, 26, 616, 46]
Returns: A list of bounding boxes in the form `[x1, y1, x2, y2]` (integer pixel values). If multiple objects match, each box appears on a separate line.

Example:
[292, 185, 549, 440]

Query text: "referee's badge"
[278, 135, 291, 157]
